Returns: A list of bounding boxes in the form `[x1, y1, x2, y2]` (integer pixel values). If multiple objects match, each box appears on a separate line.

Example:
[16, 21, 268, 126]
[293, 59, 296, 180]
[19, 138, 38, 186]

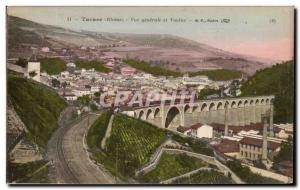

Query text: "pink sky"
[219, 38, 294, 60]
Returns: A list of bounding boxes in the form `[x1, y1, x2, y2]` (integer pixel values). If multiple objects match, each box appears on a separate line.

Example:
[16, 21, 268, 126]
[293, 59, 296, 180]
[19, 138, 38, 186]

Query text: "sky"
[7, 6, 294, 60]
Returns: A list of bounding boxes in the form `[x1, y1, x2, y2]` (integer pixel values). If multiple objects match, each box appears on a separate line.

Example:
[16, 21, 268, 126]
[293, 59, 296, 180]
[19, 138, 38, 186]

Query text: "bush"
[40, 58, 66, 75]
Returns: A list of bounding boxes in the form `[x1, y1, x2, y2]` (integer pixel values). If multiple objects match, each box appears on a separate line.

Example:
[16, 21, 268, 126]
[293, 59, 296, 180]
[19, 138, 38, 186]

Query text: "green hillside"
[86, 111, 113, 149]
[75, 60, 111, 73]
[88, 113, 166, 180]
[172, 170, 233, 184]
[124, 59, 182, 77]
[190, 69, 243, 81]
[40, 58, 66, 75]
[140, 152, 207, 183]
[240, 61, 294, 123]
[7, 75, 67, 148]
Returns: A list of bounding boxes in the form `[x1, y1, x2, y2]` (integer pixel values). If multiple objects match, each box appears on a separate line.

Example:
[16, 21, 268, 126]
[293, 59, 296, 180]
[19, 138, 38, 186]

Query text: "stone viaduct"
[123, 95, 275, 130]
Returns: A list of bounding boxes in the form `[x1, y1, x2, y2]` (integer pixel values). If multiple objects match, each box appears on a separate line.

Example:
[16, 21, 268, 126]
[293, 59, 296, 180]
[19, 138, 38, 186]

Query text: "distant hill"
[240, 61, 294, 123]
[7, 74, 67, 148]
[7, 15, 276, 74]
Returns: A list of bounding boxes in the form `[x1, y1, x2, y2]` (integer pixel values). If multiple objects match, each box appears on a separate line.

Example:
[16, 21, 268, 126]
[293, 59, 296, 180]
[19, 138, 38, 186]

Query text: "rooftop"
[213, 139, 240, 153]
[240, 137, 281, 150]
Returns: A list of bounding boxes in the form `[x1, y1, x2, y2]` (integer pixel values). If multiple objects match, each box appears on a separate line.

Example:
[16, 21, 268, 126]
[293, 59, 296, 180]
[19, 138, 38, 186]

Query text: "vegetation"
[140, 153, 207, 183]
[190, 69, 243, 81]
[77, 95, 91, 108]
[89, 113, 166, 180]
[7, 75, 67, 148]
[125, 59, 182, 77]
[172, 170, 233, 184]
[86, 111, 113, 150]
[198, 87, 221, 100]
[15, 58, 27, 68]
[7, 160, 49, 183]
[39, 58, 66, 75]
[172, 134, 214, 156]
[75, 60, 111, 73]
[227, 160, 282, 184]
[273, 136, 293, 164]
[240, 61, 294, 123]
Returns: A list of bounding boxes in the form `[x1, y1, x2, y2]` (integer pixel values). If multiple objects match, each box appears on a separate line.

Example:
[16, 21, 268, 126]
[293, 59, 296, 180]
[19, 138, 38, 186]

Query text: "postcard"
[6, 6, 294, 185]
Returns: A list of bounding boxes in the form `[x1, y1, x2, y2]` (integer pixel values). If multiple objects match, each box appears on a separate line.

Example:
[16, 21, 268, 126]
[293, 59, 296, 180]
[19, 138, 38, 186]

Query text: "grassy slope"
[240, 61, 294, 123]
[40, 58, 66, 75]
[89, 113, 166, 180]
[124, 59, 182, 77]
[172, 170, 233, 184]
[7, 75, 67, 148]
[7, 160, 49, 183]
[172, 134, 214, 156]
[141, 152, 207, 183]
[86, 111, 112, 149]
[75, 60, 111, 73]
[190, 69, 243, 81]
[227, 160, 282, 184]
[124, 59, 243, 81]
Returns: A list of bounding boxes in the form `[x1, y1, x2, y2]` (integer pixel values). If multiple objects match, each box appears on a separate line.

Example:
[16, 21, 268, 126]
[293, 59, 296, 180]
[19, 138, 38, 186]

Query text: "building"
[177, 126, 192, 136]
[120, 66, 136, 76]
[239, 137, 281, 161]
[190, 123, 213, 139]
[273, 124, 293, 139]
[63, 93, 77, 101]
[213, 139, 240, 159]
[41, 47, 50, 53]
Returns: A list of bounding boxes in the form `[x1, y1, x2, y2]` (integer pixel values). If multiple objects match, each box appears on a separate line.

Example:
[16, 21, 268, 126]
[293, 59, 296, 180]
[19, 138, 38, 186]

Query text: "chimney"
[261, 114, 268, 161]
[269, 102, 274, 137]
[224, 103, 228, 136]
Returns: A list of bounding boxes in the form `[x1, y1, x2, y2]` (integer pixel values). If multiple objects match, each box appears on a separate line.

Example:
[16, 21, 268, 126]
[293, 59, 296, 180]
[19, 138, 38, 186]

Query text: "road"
[47, 107, 115, 184]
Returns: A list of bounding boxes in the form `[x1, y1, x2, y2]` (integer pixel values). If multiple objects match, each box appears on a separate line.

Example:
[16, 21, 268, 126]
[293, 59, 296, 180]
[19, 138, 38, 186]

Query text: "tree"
[29, 71, 37, 78]
[15, 58, 27, 68]
[273, 136, 293, 164]
[94, 92, 101, 97]
[51, 78, 60, 88]
[78, 95, 91, 107]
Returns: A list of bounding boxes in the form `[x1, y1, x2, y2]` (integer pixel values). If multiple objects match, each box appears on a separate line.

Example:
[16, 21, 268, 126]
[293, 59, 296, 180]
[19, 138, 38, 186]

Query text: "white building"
[25, 57, 40, 82]
[41, 47, 50, 53]
[190, 123, 213, 139]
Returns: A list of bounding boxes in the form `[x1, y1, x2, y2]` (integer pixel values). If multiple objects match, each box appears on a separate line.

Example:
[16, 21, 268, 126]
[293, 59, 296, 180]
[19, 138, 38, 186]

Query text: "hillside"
[75, 60, 111, 73]
[125, 59, 182, 77]
[190, 69, 244, 81]
[89, 113, 166, 180]
[7, 74, 67, 148]
[7, 15, 274, 74]
[240, 61, 294, 123]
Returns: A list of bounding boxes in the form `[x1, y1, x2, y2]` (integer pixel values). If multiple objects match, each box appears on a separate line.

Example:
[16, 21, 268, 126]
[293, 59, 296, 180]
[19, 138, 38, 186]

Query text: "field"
[40, 58, 66, 75]
[172, 170, 233, 184]
[7, 75, 67, 148]
[75, 60, 111, 73]
[89, 113, 166, 180]
[140, 152, 207, 183]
